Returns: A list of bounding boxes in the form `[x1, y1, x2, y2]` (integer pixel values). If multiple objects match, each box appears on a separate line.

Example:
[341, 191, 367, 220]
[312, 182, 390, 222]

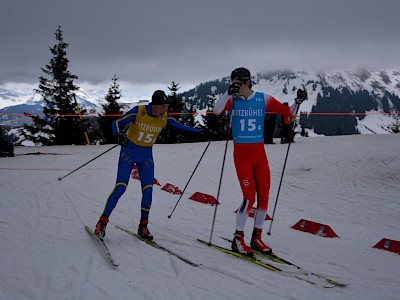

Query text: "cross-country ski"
[85, 226, 119, 267]
[116, 225, 200, 267]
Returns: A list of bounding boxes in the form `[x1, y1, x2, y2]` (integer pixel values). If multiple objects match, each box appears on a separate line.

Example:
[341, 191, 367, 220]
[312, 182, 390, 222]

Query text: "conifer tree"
[21, 26, 88, 145]
[180, 100, 199, 143]
[167, 81, 184, 122]
[200, 93, 230, 141]
[183, 101, 197, 128]
[157, 81, 185, 143]
[97, 75, 123, 144]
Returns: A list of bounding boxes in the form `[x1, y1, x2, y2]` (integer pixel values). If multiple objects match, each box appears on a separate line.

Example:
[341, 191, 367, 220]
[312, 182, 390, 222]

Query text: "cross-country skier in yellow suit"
[94, 90, 202, 240]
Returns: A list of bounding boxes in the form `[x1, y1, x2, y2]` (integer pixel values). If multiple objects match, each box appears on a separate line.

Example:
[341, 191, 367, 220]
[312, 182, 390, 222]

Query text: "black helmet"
[230, 67, 251, 81]
[151, 90, 169, 105]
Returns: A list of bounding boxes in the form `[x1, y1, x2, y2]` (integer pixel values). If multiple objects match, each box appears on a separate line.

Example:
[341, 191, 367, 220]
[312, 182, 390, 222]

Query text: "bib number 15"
[137, 132, 155, 143]
[240, 118, 257, 132]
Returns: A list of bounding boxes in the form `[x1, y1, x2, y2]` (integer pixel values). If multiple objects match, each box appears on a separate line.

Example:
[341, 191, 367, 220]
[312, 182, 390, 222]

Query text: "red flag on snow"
[161, 183, 183, 195]
[373, 238, 400, 255]
[291, 219, 339, 238]
[189, 192, 219, 206]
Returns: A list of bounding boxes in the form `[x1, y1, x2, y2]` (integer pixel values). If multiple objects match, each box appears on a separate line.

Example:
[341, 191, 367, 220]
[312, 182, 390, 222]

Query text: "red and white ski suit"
[214, 91, 292, 231]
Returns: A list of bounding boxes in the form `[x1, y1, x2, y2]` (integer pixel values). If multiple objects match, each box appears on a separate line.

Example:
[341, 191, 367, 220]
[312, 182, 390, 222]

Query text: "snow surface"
[1, 134, 400, 300]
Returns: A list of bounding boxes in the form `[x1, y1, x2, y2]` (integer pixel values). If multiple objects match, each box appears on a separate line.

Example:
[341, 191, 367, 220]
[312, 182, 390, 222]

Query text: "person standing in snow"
[264, 113, 277, 144]
[280, 102, 296, 144]
[213, 67, 306, 256]
[94, 90, 202, 241]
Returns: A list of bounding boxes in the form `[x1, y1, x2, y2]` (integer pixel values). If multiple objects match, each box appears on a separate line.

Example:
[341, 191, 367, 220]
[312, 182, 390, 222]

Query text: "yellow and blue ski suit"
[102, 104, 201, 220]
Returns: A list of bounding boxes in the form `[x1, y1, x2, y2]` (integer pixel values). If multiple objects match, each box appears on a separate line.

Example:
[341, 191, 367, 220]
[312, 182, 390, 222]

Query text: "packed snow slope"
[1, 134, 399, 300]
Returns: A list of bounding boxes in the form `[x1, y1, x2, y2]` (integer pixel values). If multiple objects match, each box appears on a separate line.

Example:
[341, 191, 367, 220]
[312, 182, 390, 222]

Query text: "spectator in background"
[280, 102, 295, 144]
[264, 113, 277, 144]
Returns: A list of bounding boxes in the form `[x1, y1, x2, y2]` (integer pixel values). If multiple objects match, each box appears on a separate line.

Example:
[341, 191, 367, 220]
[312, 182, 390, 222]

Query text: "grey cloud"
[1, 0, 399, 91]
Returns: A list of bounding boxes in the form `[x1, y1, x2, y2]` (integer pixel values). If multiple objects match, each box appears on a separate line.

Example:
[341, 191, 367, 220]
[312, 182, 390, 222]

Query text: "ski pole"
[168, 141, 211, 218]
[208, 99, 235, 245]
[267, 90, 307, 235]
[58, 144, 118, 181]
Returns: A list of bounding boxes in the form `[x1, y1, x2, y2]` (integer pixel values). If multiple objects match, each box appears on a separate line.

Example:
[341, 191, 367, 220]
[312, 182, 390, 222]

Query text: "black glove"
[117, 133, 128, 147]
[228, 83, 241, 95]
[295, 89, 308, 104]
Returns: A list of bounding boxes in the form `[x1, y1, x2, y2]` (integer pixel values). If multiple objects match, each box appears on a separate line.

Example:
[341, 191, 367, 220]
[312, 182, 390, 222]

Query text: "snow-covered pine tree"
[97, 75, 124, 144]
[181, 100, 199, 143]
[200, 93, 230, 141]
[157, 82, 185, 143]
[20, 26, 88, 145]
[167, 81, 184, 122]
[183, 100, 197, 128]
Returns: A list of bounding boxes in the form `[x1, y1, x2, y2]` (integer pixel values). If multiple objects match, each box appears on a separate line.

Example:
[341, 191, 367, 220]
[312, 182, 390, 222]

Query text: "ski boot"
[231, 230, 254, 257]
[250, 228, 272, 254]
[138, 219, 153, 241]
[94, 216, 109, 240]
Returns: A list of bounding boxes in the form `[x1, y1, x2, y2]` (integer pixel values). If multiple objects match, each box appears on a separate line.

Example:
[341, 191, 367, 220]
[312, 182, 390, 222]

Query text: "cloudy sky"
[1, 0, 399, 98]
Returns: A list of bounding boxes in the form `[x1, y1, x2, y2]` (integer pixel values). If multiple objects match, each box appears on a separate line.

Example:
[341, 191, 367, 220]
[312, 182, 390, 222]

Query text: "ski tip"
[327, 282, 349, 288]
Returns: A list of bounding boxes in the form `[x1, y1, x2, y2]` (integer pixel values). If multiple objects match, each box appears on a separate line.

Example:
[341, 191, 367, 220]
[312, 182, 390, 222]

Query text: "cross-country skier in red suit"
[214, 67, 300, 256]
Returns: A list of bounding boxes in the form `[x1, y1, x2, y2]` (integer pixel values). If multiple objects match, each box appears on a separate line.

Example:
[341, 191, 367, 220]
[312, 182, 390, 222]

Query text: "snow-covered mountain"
[256, 68, 400, 135]
[0, 88, 133, 127]
[0, 87, 103, 110]
[182, 68, 400, 134]
[256, 68, 400, 112]
[183, 68, 400, 109]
